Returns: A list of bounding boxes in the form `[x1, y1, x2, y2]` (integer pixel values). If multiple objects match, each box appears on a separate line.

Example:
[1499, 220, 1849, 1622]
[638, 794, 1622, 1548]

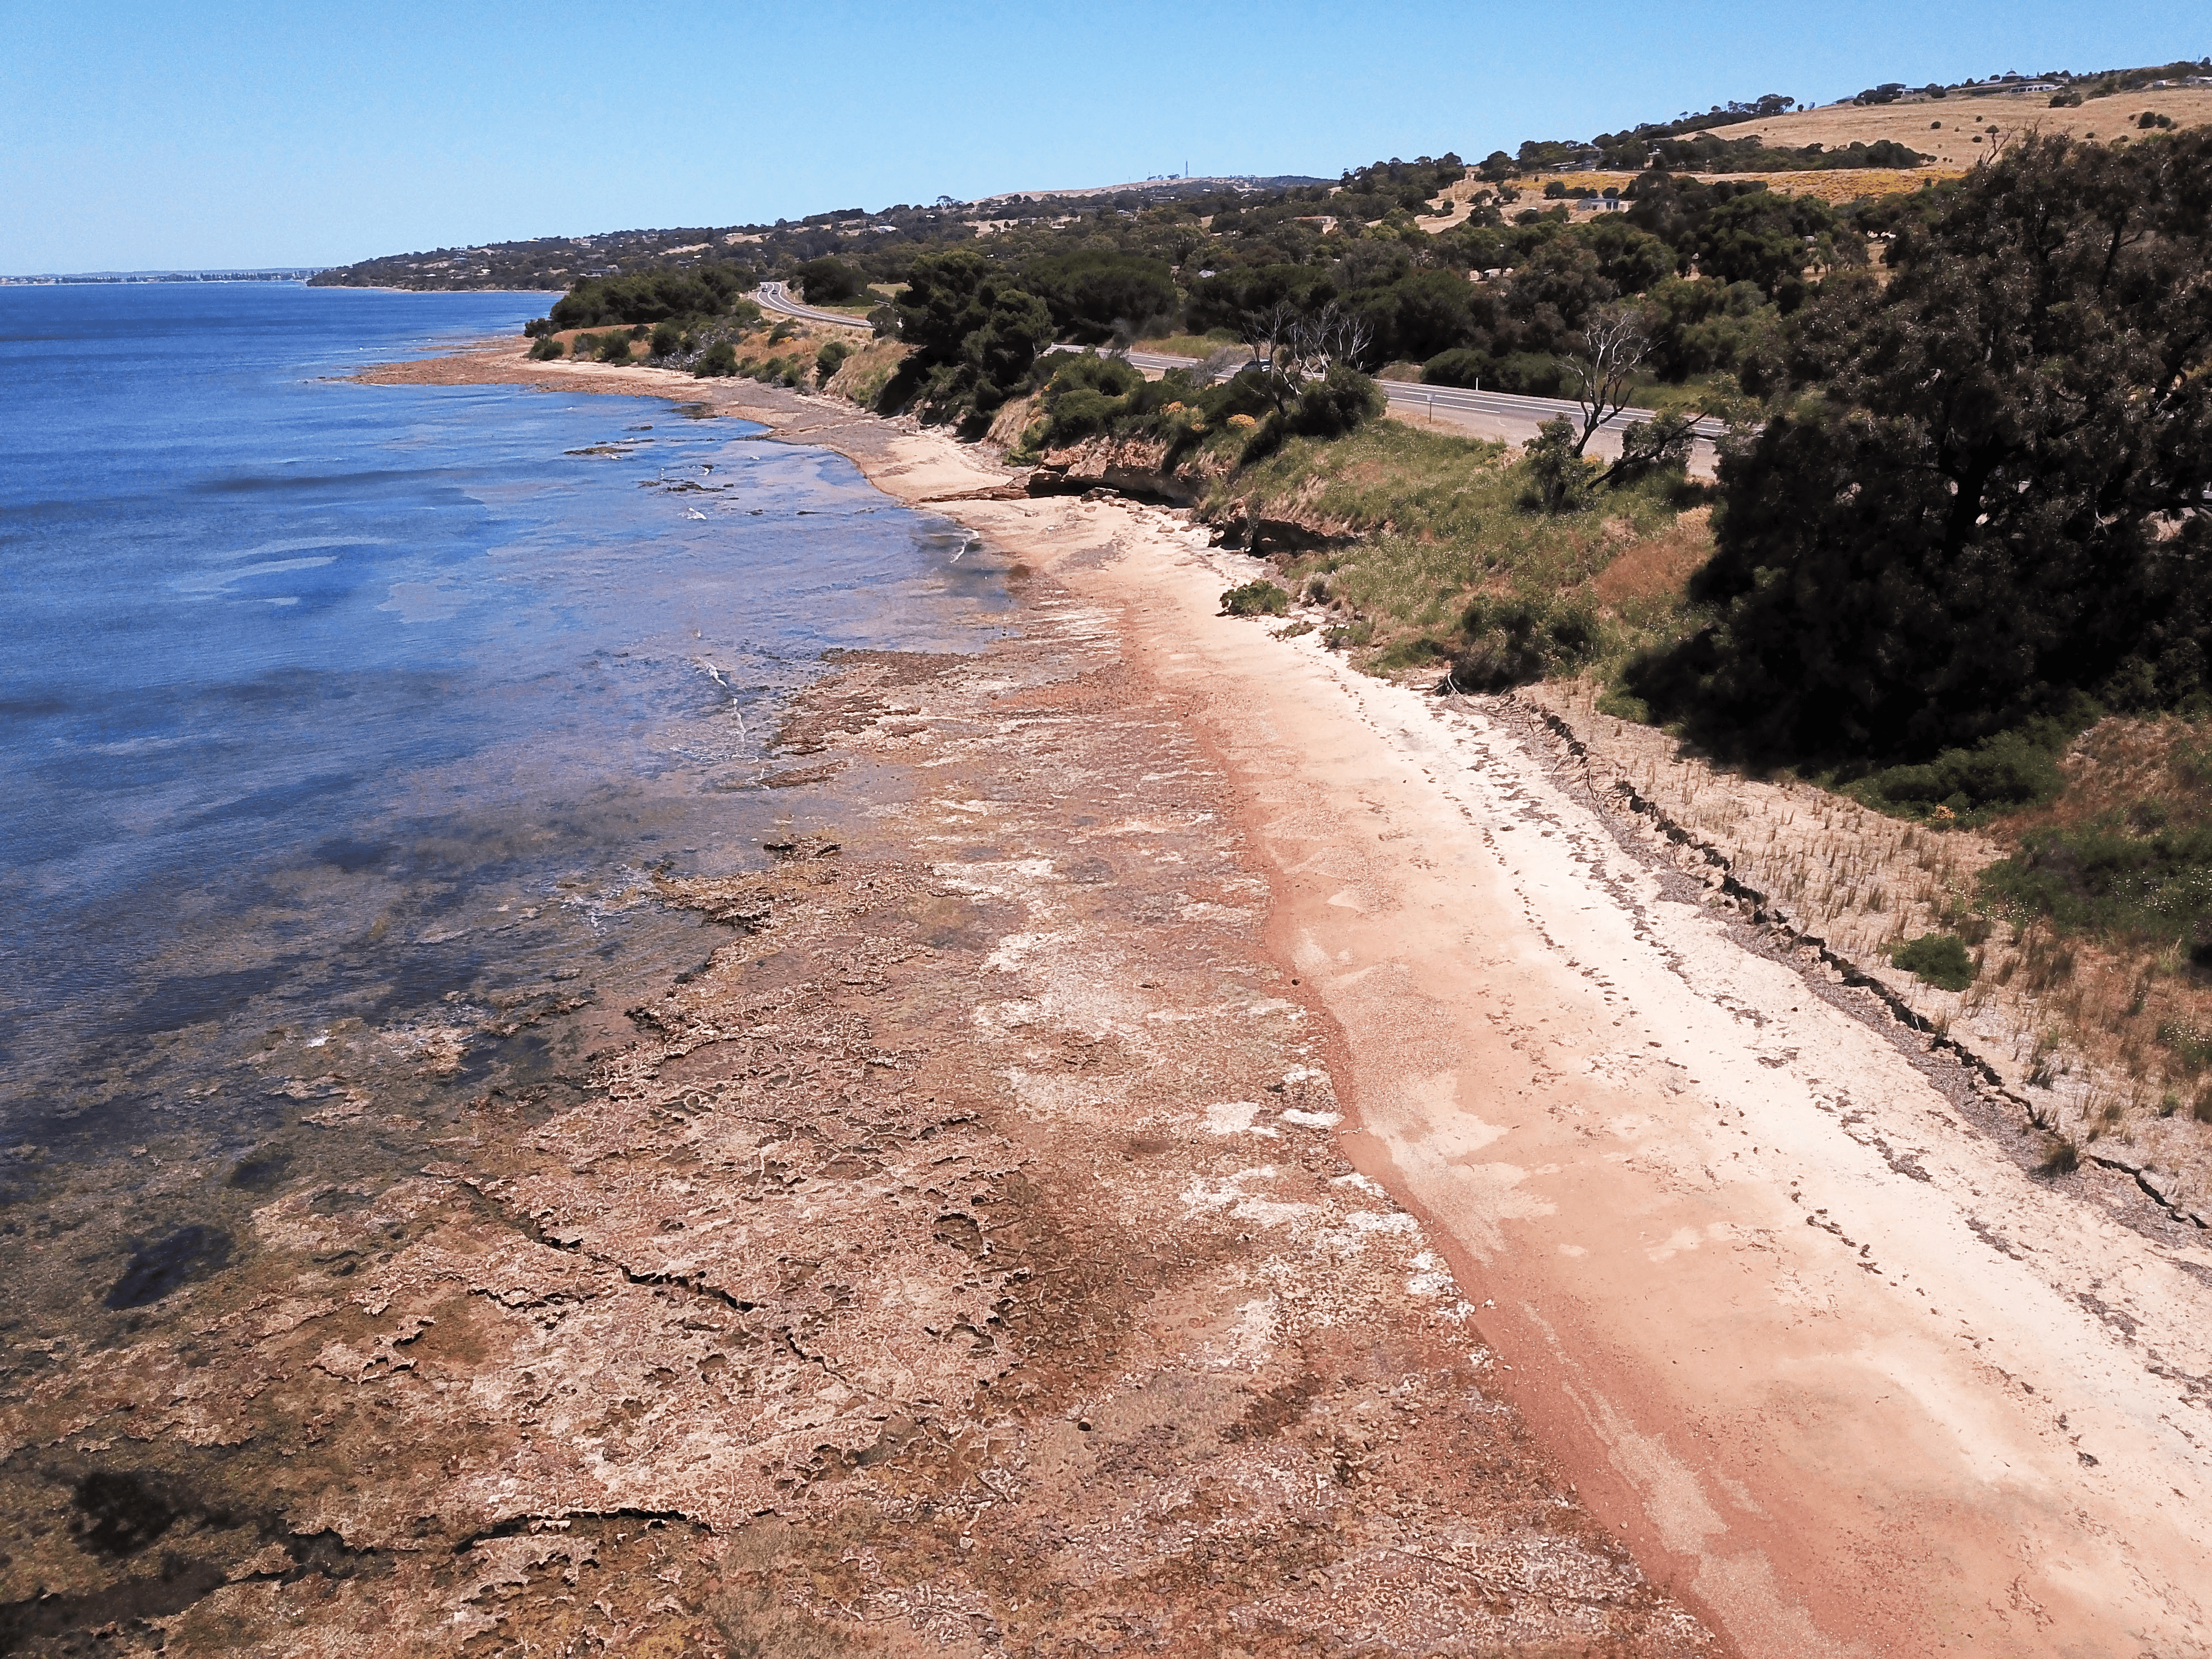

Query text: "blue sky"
[3, 2, 2201, 273]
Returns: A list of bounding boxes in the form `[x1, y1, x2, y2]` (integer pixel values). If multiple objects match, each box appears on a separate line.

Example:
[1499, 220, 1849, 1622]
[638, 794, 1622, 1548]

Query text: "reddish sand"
[980, 502, 2212, 1657]
[368, 347, 2212, 1655]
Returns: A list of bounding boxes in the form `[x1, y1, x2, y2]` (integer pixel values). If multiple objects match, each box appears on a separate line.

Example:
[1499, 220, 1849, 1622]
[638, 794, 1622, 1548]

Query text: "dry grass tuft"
[1593, 507, 1714, 608]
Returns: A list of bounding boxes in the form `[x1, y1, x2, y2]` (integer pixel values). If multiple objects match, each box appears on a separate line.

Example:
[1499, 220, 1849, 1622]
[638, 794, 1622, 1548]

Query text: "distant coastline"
[0, 272, 567, 294]
[0, 268, 328, 286]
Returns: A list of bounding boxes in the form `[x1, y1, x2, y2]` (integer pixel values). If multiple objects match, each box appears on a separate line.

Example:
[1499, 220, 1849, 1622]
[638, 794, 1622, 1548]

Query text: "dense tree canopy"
[894, 249, 1055, 416]
[1021, 251, 1179, 343]
[548, 263, 756, 328]
[1186, 264, 1339, 336]
[1640, 276, 1776, 380]
[1692, 190, 1849, 311]
[1350, 268, 1480, 364]
[1629, 133, 2212, 760]
[794, 257, 867, 304]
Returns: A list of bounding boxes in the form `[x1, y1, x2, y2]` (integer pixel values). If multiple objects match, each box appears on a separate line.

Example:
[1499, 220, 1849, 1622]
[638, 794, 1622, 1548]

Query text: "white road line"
[755, 280, 875, 331]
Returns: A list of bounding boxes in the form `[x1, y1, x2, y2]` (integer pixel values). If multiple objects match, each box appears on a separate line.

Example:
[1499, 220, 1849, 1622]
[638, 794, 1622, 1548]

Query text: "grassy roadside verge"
[1192, 415, 1713, 688]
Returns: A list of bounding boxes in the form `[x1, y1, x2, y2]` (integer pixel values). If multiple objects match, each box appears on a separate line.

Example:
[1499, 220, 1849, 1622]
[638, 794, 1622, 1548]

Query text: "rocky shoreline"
[0, 354, 1713, 1653]
[16, 337, 2211, 1657]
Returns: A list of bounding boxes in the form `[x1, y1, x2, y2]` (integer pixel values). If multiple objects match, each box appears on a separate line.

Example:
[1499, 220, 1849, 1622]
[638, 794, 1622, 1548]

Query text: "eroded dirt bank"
[1, 354, 1714, 1653]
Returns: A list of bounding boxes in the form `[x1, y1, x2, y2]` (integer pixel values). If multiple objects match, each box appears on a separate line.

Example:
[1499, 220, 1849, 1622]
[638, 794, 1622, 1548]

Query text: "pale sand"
[967, 498, 2212, 1657]
[377, 348, 2212, 1653]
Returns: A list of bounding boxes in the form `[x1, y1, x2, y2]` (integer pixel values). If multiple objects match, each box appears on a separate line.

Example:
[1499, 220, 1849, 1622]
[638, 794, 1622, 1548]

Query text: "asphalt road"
[756, 279, 1727, 447]
[1120, 347, 1728, 440]
[755, 280, 876, 330]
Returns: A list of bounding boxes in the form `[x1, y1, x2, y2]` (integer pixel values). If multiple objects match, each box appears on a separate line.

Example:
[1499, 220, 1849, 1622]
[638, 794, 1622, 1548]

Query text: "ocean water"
[0, 283, 1003, 1182]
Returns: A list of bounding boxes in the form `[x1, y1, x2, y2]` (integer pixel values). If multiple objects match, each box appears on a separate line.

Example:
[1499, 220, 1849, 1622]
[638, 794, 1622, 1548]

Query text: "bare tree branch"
[1238, 301, 1374, 410]
[1564, 304, 1650, 457]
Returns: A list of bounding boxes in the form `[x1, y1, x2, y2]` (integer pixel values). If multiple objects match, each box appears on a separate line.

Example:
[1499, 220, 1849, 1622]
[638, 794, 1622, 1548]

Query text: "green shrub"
[1241, 364, 1386, 463]
[1602, 413, 1698, 485]
[1285, 364, 1384, 439]
[1980, 822, 2212, 959]
[528, 336, 565, 361]
[1449, 594, 1600, 690]
[1221, 580, 1291, 617]
[1518, 416, 1599, 513]
[1846, 724, 2072, 822]
[596, 334, 634, 364]
[816, 338, 852, 385]
[649, 321, 682, 359]
[1890, 932, 1976, 991]
[795, 256, 867, 304]
[746, 354, 806, 389]
[2159, 1019, 2212, 1077]
[523, 316, 553, 338]
[1043, 351, 1145, 399]
[1422, 347, 1493, 388]
[1490, 352, 1566, 397]
[694, 341, 738, 378]
[1027, 352, 1179, 449]
[1371, 635, 1455, 674]
[550, 262, 757, 328]
[1040, 386, 1121, 445]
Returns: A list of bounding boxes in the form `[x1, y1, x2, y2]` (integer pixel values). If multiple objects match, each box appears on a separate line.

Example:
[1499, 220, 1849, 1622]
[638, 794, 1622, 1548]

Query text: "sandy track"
[952, 508, 2212, 1657]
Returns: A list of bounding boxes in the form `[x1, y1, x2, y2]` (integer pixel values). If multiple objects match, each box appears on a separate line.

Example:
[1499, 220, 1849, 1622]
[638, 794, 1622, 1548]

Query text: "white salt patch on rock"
[1204, 1100, 1277, 1136]
[1406, 1250, 1457, 1297]
[1344, 1210, 1419, 1236]
[1181, 1169, 1316, 1230]
[1281, 1108, 1341, 1128]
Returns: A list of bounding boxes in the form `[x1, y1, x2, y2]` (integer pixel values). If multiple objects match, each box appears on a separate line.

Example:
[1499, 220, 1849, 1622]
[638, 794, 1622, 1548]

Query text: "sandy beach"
[1032, 510, 2212, 1655]
[851, 413, 2212, 1656]
[377, 348, 2212, 1652]
[11, 338, 2209, 1656]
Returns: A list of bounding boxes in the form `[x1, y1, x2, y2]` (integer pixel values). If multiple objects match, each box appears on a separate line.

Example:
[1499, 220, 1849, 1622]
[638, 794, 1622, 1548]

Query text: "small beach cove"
[399, 341, 2212, 1656]
[9, 320, 2210, 1656]
[3, 312, 1713, 1655]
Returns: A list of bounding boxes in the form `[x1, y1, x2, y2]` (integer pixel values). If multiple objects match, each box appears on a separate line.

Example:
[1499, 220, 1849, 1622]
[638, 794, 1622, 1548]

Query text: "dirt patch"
[1718, 86, 2212, 171]
[1592, 508, 1713, 607]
